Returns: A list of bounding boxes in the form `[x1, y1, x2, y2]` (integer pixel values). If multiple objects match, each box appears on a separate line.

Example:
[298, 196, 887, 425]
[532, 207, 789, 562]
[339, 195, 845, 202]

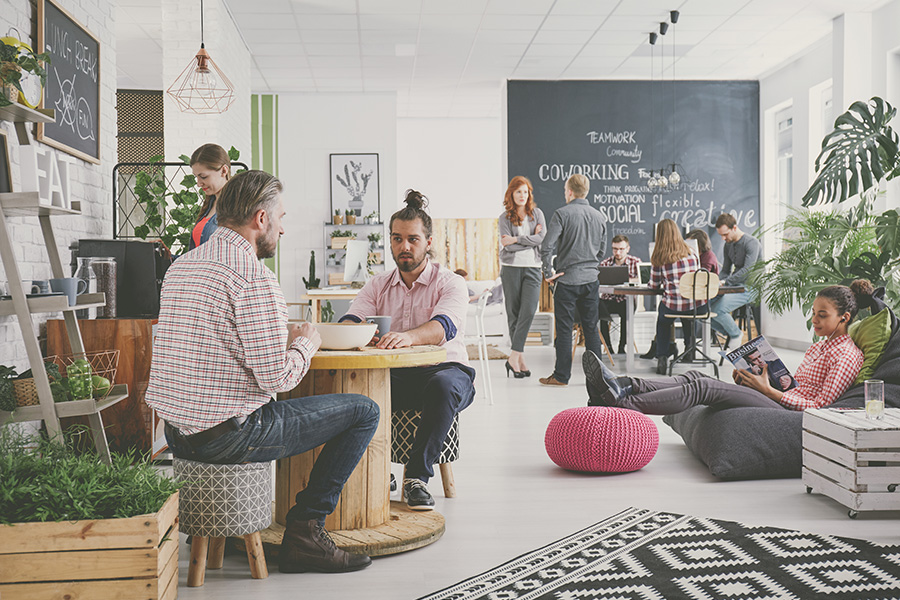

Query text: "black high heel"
[521, 369, 531, 377]
[505, 361, 525, 379]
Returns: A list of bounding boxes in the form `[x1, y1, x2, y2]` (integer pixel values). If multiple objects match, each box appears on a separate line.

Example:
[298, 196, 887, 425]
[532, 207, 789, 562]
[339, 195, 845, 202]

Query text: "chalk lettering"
[538, 163, 629, 182]
[606, 145, 643, 163]
[586, 131, 636, 144]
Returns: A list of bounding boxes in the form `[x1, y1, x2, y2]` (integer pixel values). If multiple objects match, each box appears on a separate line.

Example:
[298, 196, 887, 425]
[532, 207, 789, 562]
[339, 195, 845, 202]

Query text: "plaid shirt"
[146, 228, 316, 435]
[778, 334, 863, 411]
[600, 254, 641, 301]
[648, 255, 702, 311]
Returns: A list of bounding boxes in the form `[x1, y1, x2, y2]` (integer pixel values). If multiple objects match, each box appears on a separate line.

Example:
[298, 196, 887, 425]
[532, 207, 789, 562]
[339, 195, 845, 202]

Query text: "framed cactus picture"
[330, 153, 379, 218]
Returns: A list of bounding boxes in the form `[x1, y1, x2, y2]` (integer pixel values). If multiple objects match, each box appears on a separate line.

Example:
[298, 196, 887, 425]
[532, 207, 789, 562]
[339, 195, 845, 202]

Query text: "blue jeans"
[392, 363, 476, 483]
[552, 280, 603, 383]
[164, 394, 379, 525]
[709, 290, 756, 339]
[656, 303, 707, 358]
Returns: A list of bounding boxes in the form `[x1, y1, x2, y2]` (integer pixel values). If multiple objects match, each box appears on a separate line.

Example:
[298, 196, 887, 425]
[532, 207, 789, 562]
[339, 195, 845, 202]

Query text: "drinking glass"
[865, 379, 884, 421]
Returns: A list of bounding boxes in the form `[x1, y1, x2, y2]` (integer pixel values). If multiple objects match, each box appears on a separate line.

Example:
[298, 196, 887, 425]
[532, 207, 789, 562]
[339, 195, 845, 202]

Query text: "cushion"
[545, 407, 658, 473]
[849, 308, 892, 384]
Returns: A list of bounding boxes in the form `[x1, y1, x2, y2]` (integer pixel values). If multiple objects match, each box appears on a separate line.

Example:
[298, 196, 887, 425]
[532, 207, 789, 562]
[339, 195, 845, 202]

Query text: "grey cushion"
[663, 290, 899, 480]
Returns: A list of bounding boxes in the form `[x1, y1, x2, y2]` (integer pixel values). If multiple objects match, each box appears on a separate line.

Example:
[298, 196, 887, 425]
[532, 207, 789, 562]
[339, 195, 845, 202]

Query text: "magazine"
[720, 335, 797, 392]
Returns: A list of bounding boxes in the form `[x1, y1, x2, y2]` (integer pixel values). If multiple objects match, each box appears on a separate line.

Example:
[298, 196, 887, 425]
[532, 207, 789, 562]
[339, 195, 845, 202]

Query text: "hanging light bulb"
[648, 175, 659, 191]
[668, 170, 681, 187]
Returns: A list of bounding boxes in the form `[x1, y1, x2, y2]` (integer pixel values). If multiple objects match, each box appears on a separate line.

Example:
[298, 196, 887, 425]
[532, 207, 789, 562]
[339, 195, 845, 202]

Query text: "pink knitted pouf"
[545, 407, 659, 473]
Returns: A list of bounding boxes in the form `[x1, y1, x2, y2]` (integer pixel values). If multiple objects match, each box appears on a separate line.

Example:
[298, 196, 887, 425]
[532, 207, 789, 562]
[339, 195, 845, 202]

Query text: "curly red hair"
[503, 176, 536, 226]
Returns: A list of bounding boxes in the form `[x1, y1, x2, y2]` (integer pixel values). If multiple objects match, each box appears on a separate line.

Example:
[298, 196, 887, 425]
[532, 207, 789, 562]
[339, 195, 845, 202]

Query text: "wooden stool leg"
[188, 536, 209, 587]
[207, 536, 225, 569]
[244, 532, 269, 579]
[439, 463, 456, 498]
[400, 466, 407, 501]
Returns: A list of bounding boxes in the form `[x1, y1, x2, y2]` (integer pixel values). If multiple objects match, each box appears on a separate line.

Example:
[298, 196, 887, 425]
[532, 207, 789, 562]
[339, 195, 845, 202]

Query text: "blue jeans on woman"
[164, 393, 379, 525]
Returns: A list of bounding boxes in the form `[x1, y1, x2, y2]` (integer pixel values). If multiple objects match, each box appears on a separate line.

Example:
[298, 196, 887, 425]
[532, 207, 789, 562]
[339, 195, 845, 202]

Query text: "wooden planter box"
[0, 492, 179, 600]
[331, 236, 354, 249]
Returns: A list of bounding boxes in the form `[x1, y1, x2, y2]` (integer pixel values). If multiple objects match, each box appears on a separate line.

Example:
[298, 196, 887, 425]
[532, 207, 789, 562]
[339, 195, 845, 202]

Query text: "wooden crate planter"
[0, 492, 179, 600]
[331, 236, 354, 249]
[802, 408, 900, 518]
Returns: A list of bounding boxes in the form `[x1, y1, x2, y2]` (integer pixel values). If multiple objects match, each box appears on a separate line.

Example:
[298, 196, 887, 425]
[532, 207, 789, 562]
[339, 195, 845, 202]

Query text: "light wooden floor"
[169, 344, 900, 599]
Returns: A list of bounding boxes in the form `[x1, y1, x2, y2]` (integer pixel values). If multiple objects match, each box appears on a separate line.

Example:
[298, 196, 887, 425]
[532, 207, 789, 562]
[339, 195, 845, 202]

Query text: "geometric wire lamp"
[166, 0, 235, 114]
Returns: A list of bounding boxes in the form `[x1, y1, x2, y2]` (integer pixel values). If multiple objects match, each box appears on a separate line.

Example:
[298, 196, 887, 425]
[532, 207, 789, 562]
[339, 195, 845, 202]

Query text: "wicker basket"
[50, 350, 120, 400]
[13, 378, 40, 407]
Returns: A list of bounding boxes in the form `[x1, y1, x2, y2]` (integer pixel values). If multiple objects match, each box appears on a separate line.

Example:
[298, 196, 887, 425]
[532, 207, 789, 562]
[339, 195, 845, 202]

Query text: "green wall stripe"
[251, 94, 260, 169]
[262, 95, 274, 174]
[253, 94, 280, 277]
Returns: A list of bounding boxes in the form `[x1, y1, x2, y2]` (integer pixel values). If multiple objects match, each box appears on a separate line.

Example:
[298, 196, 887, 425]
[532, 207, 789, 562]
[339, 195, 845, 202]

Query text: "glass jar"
[90, 257, 117, 318]
[66, 357, 93, 400]
[74, 257, 97, 319]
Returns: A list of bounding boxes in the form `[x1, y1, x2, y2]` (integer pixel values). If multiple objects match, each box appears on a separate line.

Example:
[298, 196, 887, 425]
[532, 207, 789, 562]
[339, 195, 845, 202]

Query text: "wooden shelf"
[0, 293, 106, 316]
[0, 384, 128, 423]
[0, 192, 83, 216]
[0, 103, 54, 123]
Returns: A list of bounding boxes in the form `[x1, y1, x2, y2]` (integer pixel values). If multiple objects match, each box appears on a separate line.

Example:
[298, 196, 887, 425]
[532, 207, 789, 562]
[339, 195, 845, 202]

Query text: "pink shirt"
[345, 262, 470, 365]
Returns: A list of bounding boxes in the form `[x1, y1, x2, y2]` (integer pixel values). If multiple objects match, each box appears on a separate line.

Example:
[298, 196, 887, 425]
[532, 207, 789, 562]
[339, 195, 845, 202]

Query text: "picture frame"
[330, 153, 379, 218]
[0, 129, 11, 193]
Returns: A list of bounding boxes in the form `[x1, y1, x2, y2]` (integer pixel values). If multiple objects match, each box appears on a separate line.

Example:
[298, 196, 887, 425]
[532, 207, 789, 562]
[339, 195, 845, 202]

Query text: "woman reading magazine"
[584, 280, 874, 413]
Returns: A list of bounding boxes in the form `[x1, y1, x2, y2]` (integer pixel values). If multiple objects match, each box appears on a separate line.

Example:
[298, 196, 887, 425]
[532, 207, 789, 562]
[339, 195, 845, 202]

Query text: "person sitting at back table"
[599, 234, 641, 355]
[685, 229, 719, 274]
[340, 190, 475, 512]
[188, 143, 232, 251]
[709, 213, 762, 346]
[146, 170, 379, 574]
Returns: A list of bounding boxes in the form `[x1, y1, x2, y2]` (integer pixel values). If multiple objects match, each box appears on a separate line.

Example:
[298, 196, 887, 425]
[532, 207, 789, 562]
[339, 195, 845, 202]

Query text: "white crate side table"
[802, 408, 900, 518]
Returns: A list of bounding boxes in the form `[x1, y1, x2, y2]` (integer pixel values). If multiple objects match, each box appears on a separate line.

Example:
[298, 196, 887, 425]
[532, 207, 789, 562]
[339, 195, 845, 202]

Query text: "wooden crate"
[802, 408, 900, 517]
[331, 236, 354, 249]
[0, 492, 179, 600]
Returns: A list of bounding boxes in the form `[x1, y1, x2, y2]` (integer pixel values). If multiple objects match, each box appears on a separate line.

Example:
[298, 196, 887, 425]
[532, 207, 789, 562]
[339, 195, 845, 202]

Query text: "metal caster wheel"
[806, 486, 812, 494]
[848, 509, 859, 519]
[889, 484, 897, 493]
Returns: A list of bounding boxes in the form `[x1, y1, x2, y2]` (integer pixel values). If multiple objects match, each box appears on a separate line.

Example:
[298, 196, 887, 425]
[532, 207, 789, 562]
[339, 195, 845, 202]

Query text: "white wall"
[396, 118, 503, 219]
[1, 0, 117, 370]
[162, 0, 251, 163]
[277, 93, 397, 303]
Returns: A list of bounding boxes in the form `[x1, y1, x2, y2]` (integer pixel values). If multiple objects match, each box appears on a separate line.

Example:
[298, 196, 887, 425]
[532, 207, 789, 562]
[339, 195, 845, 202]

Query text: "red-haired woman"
[499, 176, 546, 378]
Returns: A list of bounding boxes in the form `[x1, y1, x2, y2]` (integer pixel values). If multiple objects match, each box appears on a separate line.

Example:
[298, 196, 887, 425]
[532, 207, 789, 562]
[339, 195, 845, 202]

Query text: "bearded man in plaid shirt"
[147, 170, 378, 574]
[599, 234, 642, 354]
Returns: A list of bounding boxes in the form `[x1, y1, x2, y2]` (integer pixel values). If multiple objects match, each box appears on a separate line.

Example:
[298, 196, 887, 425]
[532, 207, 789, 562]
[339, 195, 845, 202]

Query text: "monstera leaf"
[802, 97, 900, 206]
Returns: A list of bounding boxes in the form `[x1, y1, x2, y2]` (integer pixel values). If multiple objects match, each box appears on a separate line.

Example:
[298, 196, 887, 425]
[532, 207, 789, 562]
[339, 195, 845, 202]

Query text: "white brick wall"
[162, 0, 251, 164]
[1, 0, 117, 371]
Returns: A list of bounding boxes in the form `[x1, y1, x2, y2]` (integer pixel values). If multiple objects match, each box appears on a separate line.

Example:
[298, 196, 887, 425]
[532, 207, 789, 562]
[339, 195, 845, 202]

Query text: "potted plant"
[330, 229, 355, 249]
[333, 209, 343, 225]
[301, 250, 320, 290]
[326, 252, 337, 267]
[365, 211, 379, 225]
[0, 426, 180, 597]
[345, 209, 357, 225]
[367, 231, 382, 250]
[0, 36, 50, 107]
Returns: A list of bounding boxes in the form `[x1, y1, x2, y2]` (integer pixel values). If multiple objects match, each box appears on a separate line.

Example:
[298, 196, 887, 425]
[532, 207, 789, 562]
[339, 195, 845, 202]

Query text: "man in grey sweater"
[539, 174, 608, 386]
[709, 213, 762, 343]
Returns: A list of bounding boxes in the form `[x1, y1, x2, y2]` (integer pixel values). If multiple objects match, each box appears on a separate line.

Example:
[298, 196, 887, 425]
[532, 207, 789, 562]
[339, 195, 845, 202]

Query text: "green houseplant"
[0, 37, 50, 107]
[302, 250, 320, 289]
[132, 146, 241, 255]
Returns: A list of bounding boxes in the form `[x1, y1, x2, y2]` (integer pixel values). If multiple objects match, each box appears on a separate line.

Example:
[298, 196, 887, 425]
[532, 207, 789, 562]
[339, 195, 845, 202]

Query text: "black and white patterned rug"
[418, 507, 900, 600]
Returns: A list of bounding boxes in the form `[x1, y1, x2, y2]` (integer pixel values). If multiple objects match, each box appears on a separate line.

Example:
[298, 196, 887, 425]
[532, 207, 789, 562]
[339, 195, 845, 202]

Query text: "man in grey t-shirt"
[709, 213, 762, 343]
[539, 174, 608, 386]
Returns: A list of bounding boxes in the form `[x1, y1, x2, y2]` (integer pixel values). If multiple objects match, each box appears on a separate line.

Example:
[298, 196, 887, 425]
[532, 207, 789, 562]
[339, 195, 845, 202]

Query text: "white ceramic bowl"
[316, 322, 377, 350]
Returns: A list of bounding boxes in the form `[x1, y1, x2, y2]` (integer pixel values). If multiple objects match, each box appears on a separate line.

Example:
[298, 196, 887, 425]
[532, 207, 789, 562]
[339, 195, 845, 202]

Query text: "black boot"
[656, 357, 668, 375]
[640, 339, 657, 359]
[279, 518, 372, 573]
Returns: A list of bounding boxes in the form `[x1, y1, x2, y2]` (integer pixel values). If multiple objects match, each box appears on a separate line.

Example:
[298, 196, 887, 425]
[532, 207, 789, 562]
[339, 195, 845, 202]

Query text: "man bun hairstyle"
[817, 279, 875, 323]
[390, 189, 433, 238]
[216, 170, 283, 229]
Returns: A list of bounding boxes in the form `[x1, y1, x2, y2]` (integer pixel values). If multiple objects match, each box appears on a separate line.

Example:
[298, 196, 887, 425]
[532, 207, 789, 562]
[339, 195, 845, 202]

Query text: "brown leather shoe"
[539, 375, 567, 387]
[279, 518, 372, 573]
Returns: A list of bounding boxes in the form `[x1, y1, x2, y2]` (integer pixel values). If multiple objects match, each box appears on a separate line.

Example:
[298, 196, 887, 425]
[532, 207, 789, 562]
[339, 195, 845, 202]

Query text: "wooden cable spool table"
[254, 345, 448, 557]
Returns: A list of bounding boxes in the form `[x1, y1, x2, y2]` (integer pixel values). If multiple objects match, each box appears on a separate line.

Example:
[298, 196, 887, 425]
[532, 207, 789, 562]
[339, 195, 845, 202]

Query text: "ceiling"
[115, 0, 892, 118]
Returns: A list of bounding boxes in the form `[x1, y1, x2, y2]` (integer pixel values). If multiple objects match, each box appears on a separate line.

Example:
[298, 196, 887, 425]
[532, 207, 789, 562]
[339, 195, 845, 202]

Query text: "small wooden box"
[802, 408, 900, 517]
[329, 272, 347, 285]
[0, 492, 179, 600]
[331, 236, 354, 249]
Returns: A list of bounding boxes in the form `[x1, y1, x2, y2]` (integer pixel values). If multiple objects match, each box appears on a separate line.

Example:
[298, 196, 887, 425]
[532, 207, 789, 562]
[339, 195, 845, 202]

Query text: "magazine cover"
[721, 335, 797, 392]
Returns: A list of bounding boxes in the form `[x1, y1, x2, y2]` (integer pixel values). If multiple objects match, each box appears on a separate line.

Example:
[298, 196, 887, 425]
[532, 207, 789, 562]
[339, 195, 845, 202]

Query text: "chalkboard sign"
[37, 0, 101, 164]
[507, 80, 759, 262]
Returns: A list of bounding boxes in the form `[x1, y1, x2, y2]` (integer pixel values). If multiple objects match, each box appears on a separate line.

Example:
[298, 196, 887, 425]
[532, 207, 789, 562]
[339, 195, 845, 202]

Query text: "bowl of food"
[315, 322, 377, 350]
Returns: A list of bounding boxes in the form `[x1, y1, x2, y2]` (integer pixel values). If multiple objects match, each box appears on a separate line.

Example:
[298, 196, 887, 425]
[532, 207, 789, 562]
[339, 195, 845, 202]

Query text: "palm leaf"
[802, 97, 900, 206]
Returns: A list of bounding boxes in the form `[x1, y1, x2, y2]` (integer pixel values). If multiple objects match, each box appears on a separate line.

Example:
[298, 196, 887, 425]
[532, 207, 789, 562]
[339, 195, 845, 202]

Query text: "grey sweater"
[721, 233, 763, 285]
[540, 198, 608, 285]
[498, 207, 547, 266]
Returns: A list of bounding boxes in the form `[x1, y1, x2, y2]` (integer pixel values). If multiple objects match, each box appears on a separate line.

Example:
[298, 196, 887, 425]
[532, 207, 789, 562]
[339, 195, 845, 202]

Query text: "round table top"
[310, 345, 447, 370]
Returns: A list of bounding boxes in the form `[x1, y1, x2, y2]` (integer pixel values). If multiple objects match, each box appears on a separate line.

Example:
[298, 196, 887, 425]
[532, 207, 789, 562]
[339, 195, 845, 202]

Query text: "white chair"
[664, 269, 720, 377]
[473, 289, 494, 405]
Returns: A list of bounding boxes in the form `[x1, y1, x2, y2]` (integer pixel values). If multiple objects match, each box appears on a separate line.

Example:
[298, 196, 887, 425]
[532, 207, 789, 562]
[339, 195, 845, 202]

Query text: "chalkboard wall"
[507, 80, 759, 262]
[38, 0, 101, 164]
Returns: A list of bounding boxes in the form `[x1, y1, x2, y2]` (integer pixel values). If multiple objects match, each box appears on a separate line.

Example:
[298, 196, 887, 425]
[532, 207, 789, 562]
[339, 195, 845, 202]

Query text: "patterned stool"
[391, 410, 460, 497]
[544, 407, 659, 473]
[173, 458, 273, 587]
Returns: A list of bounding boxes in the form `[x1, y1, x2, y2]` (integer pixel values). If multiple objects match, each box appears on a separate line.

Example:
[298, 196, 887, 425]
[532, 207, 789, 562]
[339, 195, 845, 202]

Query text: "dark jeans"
[164, 394, 379, 525]
[552, 280, 603, 383]
[392, 362, 476, 483]
[656, 303, 707, 358]
[619, 370, 784, 414]
[599, 298, 628, 354]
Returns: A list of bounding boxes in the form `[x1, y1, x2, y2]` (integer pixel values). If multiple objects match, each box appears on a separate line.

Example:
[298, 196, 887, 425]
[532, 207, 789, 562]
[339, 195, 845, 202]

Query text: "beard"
[394, 249, 427, 272]
[257, 226, 278, 259]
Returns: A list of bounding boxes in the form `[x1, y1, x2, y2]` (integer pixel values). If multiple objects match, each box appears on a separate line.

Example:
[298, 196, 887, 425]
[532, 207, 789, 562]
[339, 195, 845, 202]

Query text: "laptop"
[597, 265, 630, 285]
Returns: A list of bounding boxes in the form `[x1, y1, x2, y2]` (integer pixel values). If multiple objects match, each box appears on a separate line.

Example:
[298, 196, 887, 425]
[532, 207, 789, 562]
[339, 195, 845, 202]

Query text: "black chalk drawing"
[330, 154, 380, 219]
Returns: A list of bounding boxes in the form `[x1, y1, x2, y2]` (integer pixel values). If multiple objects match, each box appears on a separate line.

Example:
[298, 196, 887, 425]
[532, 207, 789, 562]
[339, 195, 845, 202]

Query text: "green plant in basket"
[0, 37, 50, 108]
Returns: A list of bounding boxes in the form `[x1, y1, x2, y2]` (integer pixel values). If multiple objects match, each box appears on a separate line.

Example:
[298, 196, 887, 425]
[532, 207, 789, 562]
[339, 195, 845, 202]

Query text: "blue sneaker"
[583, 351, 627, 406]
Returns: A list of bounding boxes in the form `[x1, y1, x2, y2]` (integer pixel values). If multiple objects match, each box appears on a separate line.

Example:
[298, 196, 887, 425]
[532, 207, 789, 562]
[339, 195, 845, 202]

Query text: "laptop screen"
[597, 265, 630, 285]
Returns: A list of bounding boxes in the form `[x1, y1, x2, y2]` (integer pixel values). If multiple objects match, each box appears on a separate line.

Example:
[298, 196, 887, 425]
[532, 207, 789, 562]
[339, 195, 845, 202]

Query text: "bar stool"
[391, 410, 460, 498]
[173, 458, 272, 587]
